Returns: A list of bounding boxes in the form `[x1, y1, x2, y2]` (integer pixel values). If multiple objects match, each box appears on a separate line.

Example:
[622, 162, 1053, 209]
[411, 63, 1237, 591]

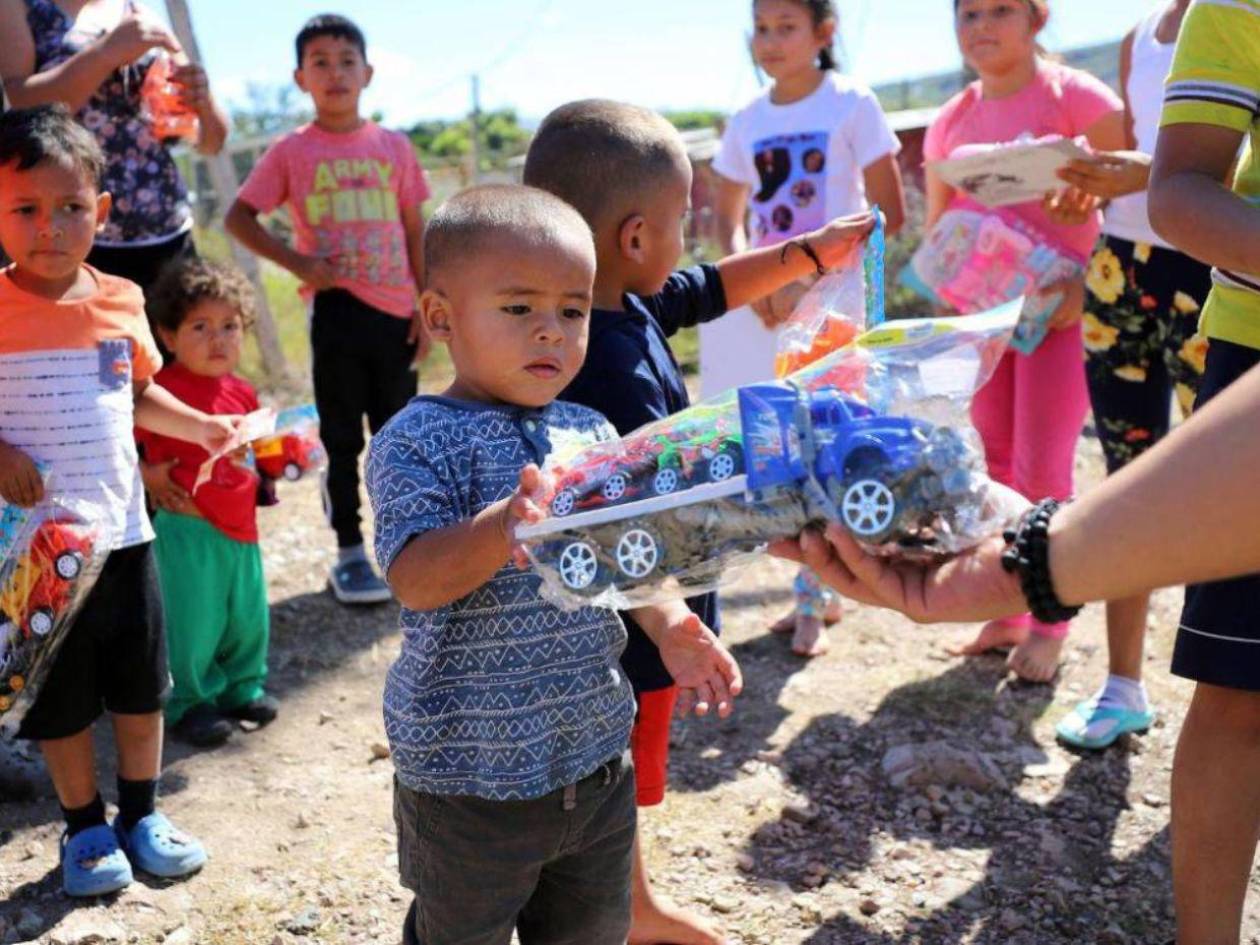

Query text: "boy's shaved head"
[523, 99, 689, 232]
[424, 184, 595, 284]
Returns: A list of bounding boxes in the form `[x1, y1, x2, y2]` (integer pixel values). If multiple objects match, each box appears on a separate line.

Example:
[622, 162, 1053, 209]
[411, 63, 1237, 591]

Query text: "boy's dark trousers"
[395, 752, 636, 945]
[310, 289, 418, 549]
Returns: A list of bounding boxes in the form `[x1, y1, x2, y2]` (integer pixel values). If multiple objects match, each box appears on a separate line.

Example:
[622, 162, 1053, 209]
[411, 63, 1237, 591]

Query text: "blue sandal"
[61, 824, 133, 897]
[115, 812, 207, 878]
[1056, 698, 1155, 751]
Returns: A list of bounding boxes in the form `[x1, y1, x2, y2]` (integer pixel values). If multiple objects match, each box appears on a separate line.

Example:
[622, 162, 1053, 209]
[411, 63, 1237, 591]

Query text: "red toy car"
[0, 520, 92, 640]
[254, 432, 321, 482]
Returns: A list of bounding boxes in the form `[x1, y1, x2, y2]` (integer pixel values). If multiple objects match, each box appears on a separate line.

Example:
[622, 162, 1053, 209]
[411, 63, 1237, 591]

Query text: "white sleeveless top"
[1104, 4, 1177, 248]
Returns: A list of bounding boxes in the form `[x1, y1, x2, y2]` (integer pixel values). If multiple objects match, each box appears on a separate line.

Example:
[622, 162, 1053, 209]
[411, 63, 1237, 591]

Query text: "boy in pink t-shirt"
[226, 14, 429, 606]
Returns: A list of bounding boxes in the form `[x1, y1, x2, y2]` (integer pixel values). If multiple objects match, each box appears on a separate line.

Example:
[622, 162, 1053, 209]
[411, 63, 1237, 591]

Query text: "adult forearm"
[195, 98, 229, 156]
[4, 41, 119, 113]
[386, 502, 514, 611]
[1050, 363, 1260, 604]
[1149, 171, 1260, 274]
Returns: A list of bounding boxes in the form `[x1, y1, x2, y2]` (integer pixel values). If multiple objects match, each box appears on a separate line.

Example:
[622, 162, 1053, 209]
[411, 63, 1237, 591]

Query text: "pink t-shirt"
[238, 122, 430, 318]
[924, 61, 1122, 260]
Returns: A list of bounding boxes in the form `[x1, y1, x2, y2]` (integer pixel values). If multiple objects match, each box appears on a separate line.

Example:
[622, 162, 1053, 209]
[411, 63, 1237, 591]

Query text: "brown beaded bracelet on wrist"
[1000, 498, 1082, 625]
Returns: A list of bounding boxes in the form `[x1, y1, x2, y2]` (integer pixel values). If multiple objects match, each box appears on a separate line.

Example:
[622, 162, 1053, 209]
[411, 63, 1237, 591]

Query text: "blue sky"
[164, 0, 1165, 125]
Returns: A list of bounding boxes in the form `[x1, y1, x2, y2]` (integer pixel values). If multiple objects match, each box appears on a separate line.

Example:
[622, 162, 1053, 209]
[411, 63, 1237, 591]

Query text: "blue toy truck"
[522, 381, 983, 599]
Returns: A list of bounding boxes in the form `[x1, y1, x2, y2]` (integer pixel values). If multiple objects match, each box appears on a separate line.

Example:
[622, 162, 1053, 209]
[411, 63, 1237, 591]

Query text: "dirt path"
[1, 446, 1257, 945]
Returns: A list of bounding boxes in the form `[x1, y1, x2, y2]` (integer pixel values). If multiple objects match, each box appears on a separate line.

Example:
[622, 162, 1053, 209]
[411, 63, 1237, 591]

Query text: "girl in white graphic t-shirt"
[708, 0, 906, 656]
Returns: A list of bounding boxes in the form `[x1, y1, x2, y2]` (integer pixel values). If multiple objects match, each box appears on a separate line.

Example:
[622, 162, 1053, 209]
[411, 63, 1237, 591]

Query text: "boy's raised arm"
[133, 379, 237, 455]
[716, 211, 876, 316]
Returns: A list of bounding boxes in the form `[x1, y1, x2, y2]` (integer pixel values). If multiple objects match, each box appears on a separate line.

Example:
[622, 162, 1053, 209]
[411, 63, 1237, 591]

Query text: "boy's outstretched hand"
[807, 210, 879, 270]
[0, 443, 44, 508]
[656, 612, 743, 719]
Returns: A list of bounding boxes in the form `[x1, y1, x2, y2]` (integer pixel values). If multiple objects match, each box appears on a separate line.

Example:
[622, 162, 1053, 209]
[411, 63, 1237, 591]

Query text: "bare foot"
[629, 896, 727, 945]
[947, 616, 1030, 657]
[1007, 633, 1063, 683]
[769, 610, 796, 635]
[771, 603, 843, 636]
[791, 614, 831, 658]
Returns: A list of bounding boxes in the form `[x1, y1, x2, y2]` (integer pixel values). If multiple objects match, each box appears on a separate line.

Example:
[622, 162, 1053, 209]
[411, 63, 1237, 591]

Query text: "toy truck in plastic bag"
[0, 492, 109, 734]
[518, 300, 1023, 612]
[252, 404, 325, 483]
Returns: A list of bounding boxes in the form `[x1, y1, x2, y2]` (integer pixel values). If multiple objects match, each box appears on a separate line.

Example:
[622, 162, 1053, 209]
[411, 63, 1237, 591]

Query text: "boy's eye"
[562, 307, 587, 321]
[502, 304, 531, 316]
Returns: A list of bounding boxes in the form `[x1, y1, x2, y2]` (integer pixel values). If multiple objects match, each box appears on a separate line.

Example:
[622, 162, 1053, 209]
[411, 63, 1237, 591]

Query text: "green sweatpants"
[153, 511, 269, 724]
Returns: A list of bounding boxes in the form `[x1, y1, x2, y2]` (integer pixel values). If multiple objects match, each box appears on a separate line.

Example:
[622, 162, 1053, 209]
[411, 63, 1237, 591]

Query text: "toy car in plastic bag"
[0, 496, 107, 732]
[900, 203, 1082, 354]
[253, 404, 325, 482]
[519, 299, 1024, 612]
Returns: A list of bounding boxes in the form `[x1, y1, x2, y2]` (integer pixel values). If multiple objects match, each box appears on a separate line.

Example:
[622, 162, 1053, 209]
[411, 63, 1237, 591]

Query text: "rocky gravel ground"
[1, 441, 1258, 944]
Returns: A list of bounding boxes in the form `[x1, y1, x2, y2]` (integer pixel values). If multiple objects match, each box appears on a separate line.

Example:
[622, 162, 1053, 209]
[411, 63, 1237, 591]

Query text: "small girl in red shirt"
[138, 259, 276, 747]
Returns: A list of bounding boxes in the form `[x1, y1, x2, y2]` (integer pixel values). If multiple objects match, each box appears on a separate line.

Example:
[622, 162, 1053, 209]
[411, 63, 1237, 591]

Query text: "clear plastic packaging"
[0, 491, 109, 734]
[140, 53, 199, 143]
[519, 232, 1025, 612]
[900, 204, 1083, 353]
[252, 404, 326, 483]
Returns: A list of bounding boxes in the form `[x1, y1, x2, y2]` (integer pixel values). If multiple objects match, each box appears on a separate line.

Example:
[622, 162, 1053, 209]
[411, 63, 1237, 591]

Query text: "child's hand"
[507, 464, 551, 566]
[170, 62, 213, 114]
[293, 254, 339, 291]
[1041, 188, 1101, 227]
[658, 613, 743, 719]
[197, 415, 241, 456]
[141, 458, 192, 514]
[0, 443, 44, 508]
[1057, 152, 1152, 201]
[1041, 277, 1086, 332]
[808, 210, 878, 269]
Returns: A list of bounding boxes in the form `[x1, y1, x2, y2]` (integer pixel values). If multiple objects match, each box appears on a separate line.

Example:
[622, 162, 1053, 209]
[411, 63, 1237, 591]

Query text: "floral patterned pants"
[1082, 236, 1213, 473]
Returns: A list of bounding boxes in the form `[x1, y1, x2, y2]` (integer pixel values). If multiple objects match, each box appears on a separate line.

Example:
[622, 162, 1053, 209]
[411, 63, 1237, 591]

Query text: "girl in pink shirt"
[924, 0, 1124, 682]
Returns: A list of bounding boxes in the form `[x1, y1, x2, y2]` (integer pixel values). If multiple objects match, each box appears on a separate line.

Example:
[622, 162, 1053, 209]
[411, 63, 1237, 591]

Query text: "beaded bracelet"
[779, 237, 827, 275]
[1000, 498, 1083, 625]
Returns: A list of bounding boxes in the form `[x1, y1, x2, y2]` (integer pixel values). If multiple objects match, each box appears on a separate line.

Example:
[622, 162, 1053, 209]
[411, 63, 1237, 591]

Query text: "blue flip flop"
[61, 824, 133, 897]
[1056, 698, 1155, 751]
[115, 812, 207, 879]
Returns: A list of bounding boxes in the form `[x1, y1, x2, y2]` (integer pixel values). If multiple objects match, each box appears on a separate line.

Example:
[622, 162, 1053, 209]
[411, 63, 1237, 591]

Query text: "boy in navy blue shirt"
[525, 99, 874, 945]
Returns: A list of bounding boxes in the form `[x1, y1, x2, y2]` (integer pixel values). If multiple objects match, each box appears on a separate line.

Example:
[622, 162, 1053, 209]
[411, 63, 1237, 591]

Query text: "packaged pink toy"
[900, 204, 1083, 354]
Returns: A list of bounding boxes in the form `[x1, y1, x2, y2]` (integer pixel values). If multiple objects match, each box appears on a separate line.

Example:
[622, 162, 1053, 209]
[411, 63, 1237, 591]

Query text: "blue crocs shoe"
[328, 558, 392, 605]
[1056, 698, 1155, 751]
[115, 812, 207, 879]
[61, 824, 133, 897]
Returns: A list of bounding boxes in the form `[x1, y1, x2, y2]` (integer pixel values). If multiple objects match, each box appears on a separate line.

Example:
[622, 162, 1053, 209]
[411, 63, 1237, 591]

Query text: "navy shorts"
[1172, 339, 1260, 691]
[17, 542, 169, 740]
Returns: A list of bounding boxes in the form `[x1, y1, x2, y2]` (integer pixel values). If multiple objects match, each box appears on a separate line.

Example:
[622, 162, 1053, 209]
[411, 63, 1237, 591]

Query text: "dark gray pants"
[395, 753, 636, 945]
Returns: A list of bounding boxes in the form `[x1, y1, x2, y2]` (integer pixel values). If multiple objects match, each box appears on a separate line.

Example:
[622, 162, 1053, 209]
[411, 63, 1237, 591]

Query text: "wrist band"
[779, 237, 827, 276]
[1000, 498, 1082, 625]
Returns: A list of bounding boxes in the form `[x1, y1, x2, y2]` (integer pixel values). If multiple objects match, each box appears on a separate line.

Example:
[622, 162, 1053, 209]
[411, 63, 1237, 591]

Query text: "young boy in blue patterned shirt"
[366, 184, 742, 945]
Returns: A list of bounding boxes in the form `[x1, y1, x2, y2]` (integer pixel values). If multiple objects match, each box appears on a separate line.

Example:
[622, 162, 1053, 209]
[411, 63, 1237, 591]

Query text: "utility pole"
[469, 74, 481, 185]
[164, 0, 290, 385]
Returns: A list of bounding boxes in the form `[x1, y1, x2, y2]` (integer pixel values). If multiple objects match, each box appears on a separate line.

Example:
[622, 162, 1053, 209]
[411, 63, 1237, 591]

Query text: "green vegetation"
[407, 109, 531, 168]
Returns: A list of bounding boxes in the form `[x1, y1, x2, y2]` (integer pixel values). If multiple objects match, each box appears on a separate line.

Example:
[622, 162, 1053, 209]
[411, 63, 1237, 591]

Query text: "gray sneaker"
[329, 559, 392, 605]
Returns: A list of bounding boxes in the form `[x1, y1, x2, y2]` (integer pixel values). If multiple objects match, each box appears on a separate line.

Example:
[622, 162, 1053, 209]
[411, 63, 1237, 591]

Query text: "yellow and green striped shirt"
[1162, 0, 1260, 349]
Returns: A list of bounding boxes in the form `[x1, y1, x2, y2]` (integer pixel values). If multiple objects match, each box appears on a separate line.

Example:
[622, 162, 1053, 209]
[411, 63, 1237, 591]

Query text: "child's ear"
[95, 192, 112, 232]
[363, 63, 374, 88]
[818, 17, 837, 50]
[420, 289, 453, 341]
[156, 325, 177, 353]
[617, 214, 647, 264]
[293, 67, 308, 93]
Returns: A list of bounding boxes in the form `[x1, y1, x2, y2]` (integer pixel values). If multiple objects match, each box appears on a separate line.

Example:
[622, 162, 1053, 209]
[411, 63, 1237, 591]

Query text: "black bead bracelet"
[1000, 498, 1082, 625]
[780, 237, 827, 276]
